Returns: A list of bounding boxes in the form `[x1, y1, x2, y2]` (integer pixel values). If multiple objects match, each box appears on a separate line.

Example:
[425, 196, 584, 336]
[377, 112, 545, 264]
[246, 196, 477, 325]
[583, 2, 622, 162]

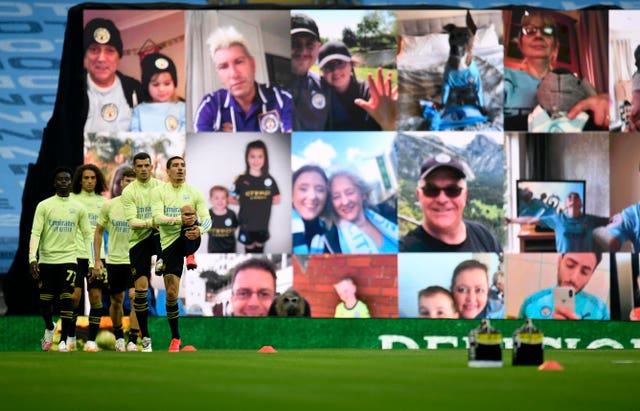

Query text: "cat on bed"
[442, 10, 484, 109]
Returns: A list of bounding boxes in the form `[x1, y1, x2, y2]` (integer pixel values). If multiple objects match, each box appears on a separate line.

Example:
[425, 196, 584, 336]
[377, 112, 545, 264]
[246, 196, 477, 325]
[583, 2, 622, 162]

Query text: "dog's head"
[281, 291, 302, 316]
[443, 10, 477, 68]
[269, 288, 311, 317]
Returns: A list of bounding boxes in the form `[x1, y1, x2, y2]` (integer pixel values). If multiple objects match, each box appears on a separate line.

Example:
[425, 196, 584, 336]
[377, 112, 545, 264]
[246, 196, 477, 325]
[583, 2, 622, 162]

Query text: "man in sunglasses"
[504, 10, 609, 131]
[400, 154, 502, 252]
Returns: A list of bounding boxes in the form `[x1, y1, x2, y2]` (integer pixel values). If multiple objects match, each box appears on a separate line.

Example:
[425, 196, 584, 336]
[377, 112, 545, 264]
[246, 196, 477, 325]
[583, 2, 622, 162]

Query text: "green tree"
[342, 27, 357, 48]
[356, 12, 382, 50]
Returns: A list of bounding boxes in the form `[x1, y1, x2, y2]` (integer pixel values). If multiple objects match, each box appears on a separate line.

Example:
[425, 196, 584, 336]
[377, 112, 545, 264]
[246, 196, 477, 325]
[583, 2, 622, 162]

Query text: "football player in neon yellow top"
[151, 156, 211, 352]
[93, 168, 137, 352]
[119, 152, 161, 352]
[29, 166, 93, 351]
[63, 164, 107, 351]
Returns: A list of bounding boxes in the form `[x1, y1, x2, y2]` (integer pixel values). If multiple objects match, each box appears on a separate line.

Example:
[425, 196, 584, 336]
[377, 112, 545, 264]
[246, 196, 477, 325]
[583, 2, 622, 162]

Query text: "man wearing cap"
[317, 40, 398, 131]
[193, 26, 292, 133]
[318, 40, 380, 131]
[400, 154, 502, 252]
[83, 18, 144, 133]
[290, 13, 329, 131]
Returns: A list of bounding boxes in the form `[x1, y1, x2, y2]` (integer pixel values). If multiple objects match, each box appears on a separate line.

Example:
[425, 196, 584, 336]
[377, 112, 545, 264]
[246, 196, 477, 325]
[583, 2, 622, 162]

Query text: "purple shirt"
[193, 82, 292, 133]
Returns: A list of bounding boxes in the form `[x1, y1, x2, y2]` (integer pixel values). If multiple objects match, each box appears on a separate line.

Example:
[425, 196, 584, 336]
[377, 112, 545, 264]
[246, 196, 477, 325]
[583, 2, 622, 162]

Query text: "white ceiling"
[610, 10, 640, 33]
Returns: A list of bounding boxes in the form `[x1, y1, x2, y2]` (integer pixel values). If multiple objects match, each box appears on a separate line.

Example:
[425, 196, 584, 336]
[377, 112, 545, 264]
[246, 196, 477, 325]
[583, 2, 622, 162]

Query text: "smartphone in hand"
[553, 286, 576, 313]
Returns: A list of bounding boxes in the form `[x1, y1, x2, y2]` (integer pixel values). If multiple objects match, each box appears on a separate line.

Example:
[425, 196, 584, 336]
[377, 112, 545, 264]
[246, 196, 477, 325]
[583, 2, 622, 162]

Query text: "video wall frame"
[10, 4, 640, 326]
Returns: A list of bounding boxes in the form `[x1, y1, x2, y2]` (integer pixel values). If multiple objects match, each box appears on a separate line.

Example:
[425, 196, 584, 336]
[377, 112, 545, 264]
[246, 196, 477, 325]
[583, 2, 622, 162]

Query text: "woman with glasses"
[318, 41, 397, 131]
[504, 11, 609, 131]
[450, 260, 504, 319]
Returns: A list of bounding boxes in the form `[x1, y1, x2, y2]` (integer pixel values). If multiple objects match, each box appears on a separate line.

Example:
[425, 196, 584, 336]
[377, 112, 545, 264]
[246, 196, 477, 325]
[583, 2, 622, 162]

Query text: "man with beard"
[519, 252, 609, 320]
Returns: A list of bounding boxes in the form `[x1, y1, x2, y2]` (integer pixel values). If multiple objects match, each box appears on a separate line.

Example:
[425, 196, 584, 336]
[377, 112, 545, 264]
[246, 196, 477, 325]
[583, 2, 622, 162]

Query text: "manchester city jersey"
[231, 173, 280, 232]
[130, 101, 185, 132]
[85, 75, 133, 133]
[518, 287, 609, 320]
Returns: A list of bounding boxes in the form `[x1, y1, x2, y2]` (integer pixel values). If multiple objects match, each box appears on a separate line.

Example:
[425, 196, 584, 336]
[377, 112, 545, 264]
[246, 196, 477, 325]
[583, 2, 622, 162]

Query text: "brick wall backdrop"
[293, 254, 398, 318]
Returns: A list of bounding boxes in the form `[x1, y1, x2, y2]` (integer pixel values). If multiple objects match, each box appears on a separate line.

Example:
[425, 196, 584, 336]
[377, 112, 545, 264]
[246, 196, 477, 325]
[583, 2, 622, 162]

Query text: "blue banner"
[0, 2, 71, 274]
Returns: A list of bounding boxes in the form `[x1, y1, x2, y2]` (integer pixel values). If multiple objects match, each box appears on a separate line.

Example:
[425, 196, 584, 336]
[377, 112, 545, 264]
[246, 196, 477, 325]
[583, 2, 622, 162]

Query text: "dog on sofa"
[441, 10, 484, 109]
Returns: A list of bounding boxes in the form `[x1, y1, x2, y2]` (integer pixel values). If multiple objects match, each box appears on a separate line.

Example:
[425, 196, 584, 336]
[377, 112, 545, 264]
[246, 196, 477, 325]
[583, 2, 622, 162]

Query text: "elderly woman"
[450, 259, 504, 319]
[319, 41, 396, 131]
[504, 10, 609, 131]
[325, 170, 398, 254]
[291, 165, 329, 254]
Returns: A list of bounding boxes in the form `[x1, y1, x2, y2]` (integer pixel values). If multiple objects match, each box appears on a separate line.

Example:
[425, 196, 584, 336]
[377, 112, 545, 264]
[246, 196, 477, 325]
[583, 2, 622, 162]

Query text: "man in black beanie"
[83, 17, 143, 133]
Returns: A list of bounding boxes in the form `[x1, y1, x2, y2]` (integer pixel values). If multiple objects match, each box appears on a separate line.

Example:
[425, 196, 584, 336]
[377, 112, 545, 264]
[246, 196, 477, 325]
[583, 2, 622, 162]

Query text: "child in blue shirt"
[130, 52, 185, 132]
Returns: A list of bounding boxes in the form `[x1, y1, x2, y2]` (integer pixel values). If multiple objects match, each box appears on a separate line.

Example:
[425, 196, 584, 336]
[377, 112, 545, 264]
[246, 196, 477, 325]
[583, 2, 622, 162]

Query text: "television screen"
[516, 180, 586, 218]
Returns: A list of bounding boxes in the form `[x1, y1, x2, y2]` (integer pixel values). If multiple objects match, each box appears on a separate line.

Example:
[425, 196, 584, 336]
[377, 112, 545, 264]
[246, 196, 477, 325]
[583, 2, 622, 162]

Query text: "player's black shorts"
[105, 263, 131, 294]
[77, 258, 107, 290]
[129, 233, 156, 281]
[238, 229, 270, 245]
[127, 271, 134, 290]
[38, 263, 76, 295]
[163, 235, 201, 277]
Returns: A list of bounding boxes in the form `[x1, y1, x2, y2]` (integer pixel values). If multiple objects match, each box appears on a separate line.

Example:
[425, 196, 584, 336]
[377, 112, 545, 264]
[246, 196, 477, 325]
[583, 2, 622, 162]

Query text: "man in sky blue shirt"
[506, 192, 609, 252]
[519, 252, 609, 320]
[608, 202, 640, 252]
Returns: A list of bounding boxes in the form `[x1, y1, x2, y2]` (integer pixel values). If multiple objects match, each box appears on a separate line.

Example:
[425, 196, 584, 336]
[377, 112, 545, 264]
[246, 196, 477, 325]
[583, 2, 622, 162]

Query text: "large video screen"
[28, 6, 640, 324]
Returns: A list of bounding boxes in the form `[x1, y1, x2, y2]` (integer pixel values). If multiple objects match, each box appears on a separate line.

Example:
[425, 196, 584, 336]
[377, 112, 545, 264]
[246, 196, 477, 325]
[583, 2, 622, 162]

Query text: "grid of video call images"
[82, 8, 640, 321]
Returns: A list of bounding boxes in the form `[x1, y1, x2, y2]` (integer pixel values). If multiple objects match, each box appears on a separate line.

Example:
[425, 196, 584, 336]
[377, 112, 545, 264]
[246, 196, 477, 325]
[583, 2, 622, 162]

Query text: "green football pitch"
[0, 349, 637, 410]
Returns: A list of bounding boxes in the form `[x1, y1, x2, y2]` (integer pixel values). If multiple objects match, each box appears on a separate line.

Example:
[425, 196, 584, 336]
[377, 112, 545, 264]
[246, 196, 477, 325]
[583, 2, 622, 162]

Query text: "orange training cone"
[538, 360, 563, 371]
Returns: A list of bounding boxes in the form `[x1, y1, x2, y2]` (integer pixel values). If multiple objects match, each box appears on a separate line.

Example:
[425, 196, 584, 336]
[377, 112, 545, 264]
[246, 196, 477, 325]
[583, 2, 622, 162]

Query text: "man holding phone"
[518, 252, 609, 320]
